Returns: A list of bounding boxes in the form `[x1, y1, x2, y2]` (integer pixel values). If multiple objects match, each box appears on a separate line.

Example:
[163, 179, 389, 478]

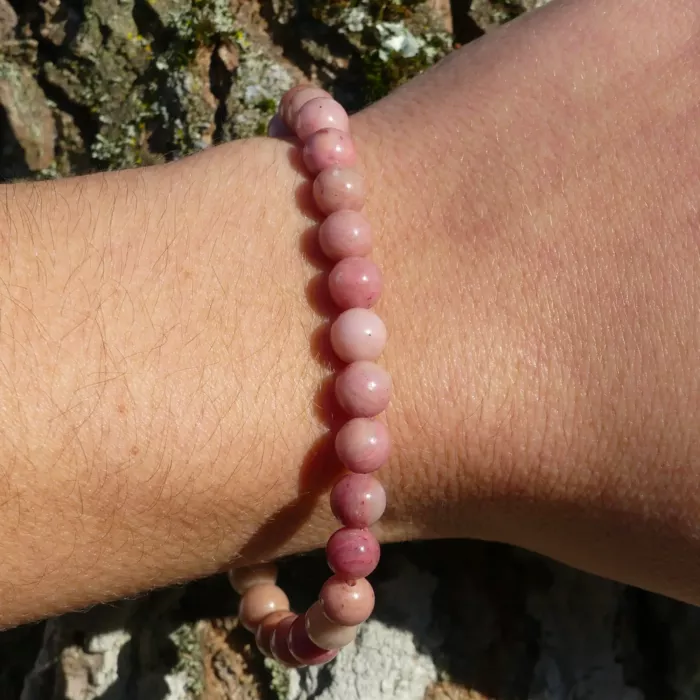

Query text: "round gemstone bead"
[282, 86, 330, 129]
[320, 576, 375, 626]
[303, 128, 356, 174]
[228, 563, 278, 595]
[331, 308, 387, 363]
[335, 418, 391, 473]
[326, 527, 381, 579]
[267, 113, 292, 139]
[238, 583, 290, 632]
[295, 98, 350, 142]
[331, 473, 386, 528]
[256, 610, 293, 657]
[318, 210, 372, 261]
[335, 361, 391, 418]
[288, 613, 340, 664]
[305, 601, 358, 650]
[328, 257, 382, 309]
[313, 167, 366, 215]
[270, 613, 302, 667]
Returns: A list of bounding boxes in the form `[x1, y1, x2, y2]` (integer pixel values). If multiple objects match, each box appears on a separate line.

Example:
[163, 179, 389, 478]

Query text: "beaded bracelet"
[226, 85, 391, 668]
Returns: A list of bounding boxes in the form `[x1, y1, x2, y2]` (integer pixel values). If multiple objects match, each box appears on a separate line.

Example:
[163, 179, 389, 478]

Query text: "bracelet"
[226, 86, 391, 668]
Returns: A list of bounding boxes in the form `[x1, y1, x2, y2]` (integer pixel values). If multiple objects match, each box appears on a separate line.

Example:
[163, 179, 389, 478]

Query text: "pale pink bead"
[303, 129, 356, 174]
[228, 562, 278, 595]
[320, 576, 375, 626]
[335, 418, 391, 473]
[288, 613, 339, 664]
[313, 167, 366, 215]
[282, 86, 330, 129]
[331, 308, 387, 363]
[305, 601, 358, 650]
[326, 527, 381, 579]
[256, 610, 292, 657]
[238, 583, 290, 632]
[295, 97, 350, 141]
[270, 613, 302, 667]
[328, 257, 382, 309]
[331, 473, 386, 528]
[335, 361, 391, 418]
[319, 210, 372, 261]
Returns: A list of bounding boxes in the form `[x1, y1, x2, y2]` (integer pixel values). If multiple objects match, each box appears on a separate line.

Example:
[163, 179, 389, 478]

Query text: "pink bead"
[320, 576, 375, 626]
[335, 361, 391, 418]
[331, 308, 387, 363]
[326, 527, 381, 579]
[288, 613, 339, 665]
[238, 583, 290, 632]
[282, 86, 330, 129]
[303, 129, 356, 174]
[318, 210, 373, 261]
[270, 614, 302, 667]
[295, 98, 350, 142]
[267, 113, 292, 139]
[313, 167, 366, 215]
[335, 418, 391, 473]
[331, 473, 386, 528]
[305, 601, 358, 650]
[328, 257, 382, 309]
[256, 610, 293, 657]
[228, 562, 278, 595]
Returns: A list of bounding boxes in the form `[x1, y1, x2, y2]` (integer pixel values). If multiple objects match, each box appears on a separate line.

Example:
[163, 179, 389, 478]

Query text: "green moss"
[265, 658, 290, 699]
[170, 622, 205, 697]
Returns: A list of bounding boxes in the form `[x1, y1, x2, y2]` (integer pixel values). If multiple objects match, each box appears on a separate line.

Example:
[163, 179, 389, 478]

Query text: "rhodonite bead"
[303, 129, 356, 174]
[335, 418, 391, 473]
[256, 610, 293, 657]
[288, 614, 340, 664]
[238, 583, 290, 632]
[335, 361, 391, 417]
[267, 113, 292, 139]
[295, 98, 350, 142]
[228, 563, 278, 595]
[270, 614, 302, 667]
[313, 167, 366, 214]
[331, 308, 387, 363]
[326, 527, 381, 579]
[282, 86, 330, 129]
[320, 576, 375, 626]
[306, 601, 358, 650]
[318, 210, 372, 260]
[328, 257, 382, 309]
[331, 473, 386, 528]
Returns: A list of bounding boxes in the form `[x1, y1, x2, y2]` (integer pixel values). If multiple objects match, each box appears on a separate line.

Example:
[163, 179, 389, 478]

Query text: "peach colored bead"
[238, 583, 290, 632]
[283, 86, 330, 129]
[335, 361, 391, 418]
[270, 614, 302, 667]
[318, 210, 372, 261]
[305, 601, 358, 650]
[331, 308, 387, 363]
[303, 129, 357, 174]
[313, 167, 366, 215]
[335, 418, 391, 473]
[328, 257, 382, 309]
[228, 562, 278, 595]
[295, 97, 350, 142]
[331, 473, 386, 528]
[256, 610, 293, 657]
[326, 527, 381, 579]
[288, 613, 339, 665]
[320, 576, 375, 626]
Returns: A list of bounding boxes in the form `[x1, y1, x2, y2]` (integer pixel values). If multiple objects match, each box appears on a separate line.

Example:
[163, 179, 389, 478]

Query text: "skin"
[0, 0, 698, 627]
